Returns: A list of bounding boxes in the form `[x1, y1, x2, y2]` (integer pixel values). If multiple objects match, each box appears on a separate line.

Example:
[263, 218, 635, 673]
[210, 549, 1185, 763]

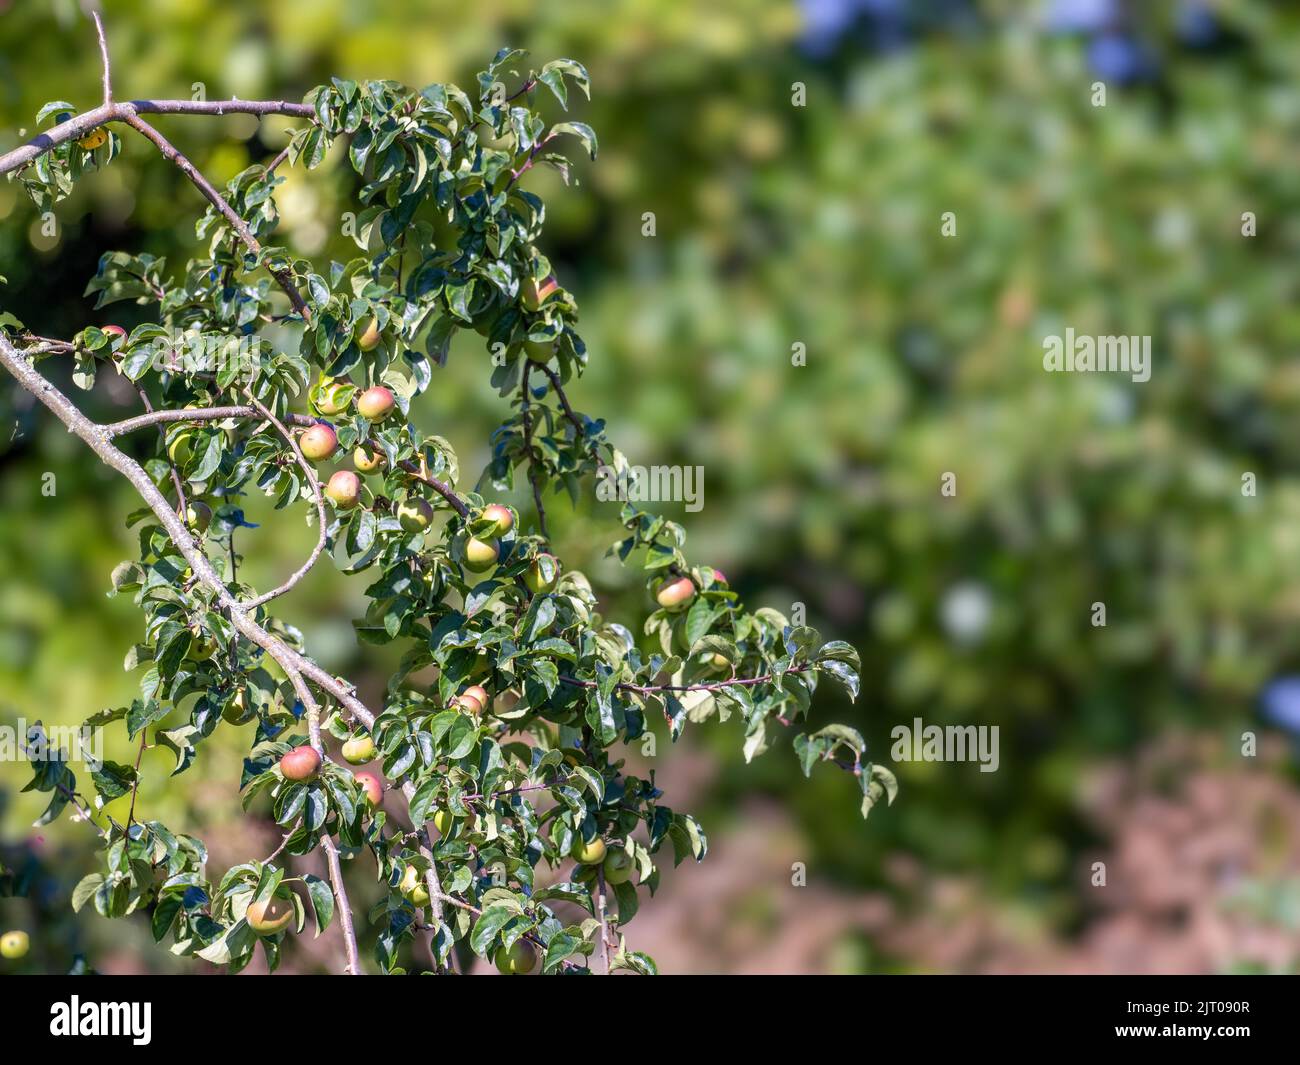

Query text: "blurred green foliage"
[3, 0, 1300, 971]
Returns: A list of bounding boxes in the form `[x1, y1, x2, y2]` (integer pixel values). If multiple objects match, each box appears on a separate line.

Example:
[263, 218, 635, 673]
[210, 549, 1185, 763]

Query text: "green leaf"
[304, 873, 335, 938]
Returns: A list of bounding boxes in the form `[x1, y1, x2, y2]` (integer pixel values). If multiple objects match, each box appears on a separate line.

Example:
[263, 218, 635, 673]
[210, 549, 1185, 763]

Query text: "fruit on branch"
[221, 688, 255, 725]
[464, 536, 500, 572]
[494, 939, 537, 975]
[521, 275, 558, 312]
[397, 497, 434, 533]
[185, 500, 212, 534]
[431, 807, 475, 835]
[399, 865, 430, 906]
[481, 503, 514, 537]
[354, 770, 384, 806]
[326, 470, 362, 509]
[524, 338, 555, 363]
[602, 848, 635, 885]
[707, 652, 731, 671]
[101, 324, 127, 340]
[356, 385, 396, 421]
[655, 577, 697, 611]
[571, 836, 607, 865]
[354, 445, 385, 473]
[524, 552, 559, 594]
[279, 745, 321, 781]
[358, 317, 382, 351]
[341, 734, 376, 764]
[246, 898, 294, 935]
[166, 432, 193, 466]
[188, 631, 217, 661]
[0, 930, 29, 959]
[78, 127, 108, 150]
[457, 684, 489, 714]
[313, 378, 350, 416]
[300, 423, 339, 462]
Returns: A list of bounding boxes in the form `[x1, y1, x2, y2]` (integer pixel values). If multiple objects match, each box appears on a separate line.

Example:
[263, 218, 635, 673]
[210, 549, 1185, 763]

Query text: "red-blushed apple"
[279, 745, 321, 781]
[356, 385, 396, 421]
[524, 552, 559, 594]
[354, 445, 385, 473]
[655, 577, 697, 611]
[0, 930, 29, 959]
[326, 470, 361, 509]
[571, 837, 606, 865]
[300, 423, 339, 462]
[495, 939, 536, 975]
[457, 685, 489, 714]
[464, 536, 499, 572]
[313, 379, 350, 416]
[711, 568, 728, 586]
[358, 317, 382, 351]
[354, 770, 384, 806]
[397, 497, 434, 533]
[341, 734, 376, 764]
[521, 275, 558, 312]
[480, 503, 513, 537]
[602, 847, 634, 885]
[101, 324, 127, 340]
[246, 898, 293, 935]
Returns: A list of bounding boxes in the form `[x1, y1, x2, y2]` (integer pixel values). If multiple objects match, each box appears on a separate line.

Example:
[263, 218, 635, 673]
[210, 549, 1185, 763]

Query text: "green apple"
[325, 470, 361, 509]
[524, 552, 559, 595]
[655, 577, 696, 611]
[358, 317, 382, 351]
[246, 897, 293, 935]
[167, 432, 194, 466]
[0, 930, 29, 959]
[602, 848, 634, 885]
[279, 745, 321, 781]
[221, 688, 255, 725]
[494, 939, 537, 975]
[400, 865, 430, 906]
[524, 338, 554, 364]
[300, 423, 339, 462]
[356, 386, 396, 421]
[397, 497, 434, 533]
[354, 445, 385, 473]
[464, 536, 499, 572]
[341, 734, 376, 764]
[571, 837, 607, 866]
[185, 500, 212, 534]
[313, 378, 350, 416]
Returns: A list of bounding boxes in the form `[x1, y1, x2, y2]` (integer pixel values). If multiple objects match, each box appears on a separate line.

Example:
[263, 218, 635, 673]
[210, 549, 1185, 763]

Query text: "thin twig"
[519, 363, 549, 539]
[92, 11, 112, 106]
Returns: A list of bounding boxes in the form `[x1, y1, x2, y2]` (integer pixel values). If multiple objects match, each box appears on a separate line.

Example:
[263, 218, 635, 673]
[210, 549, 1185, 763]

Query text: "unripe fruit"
[186, 500, 212, 534]
[354, 446, 385, 473]
[432, 808, 458, 836]
[464, 537, 499, 572]
[709, 652, 731, 671]
[358, 317, 382, 351]
[356, 386, 396, 421]
[521, 275, 558, 312]
[459, 685, 489, 714]
[221, 689, 255, 725]
[246, 898, 293, 935]
[0, 930, 29, 959]
[524, 553, 559, 595]
[78, 128, 108, 150]
[167, 433, 193, 466]
[481, 503, 513, 537]
[101, 324, 127, 340]
[354, 770, 384, 806]
[325, 470, 361, 509]
[341, 734, 376, 764]
[279, 745, 321, 781]
[300, 423, 339, 462]
[189, 632, 216, 661]
[397, 497, 435, 533]
[400, 865, 429, 906]
[313, 380, 350, 416]
[571, 837, 607, 865]
[602, 848, 635, 885]
[524, 338, 554, 364]
[655, 577, 697, 611]
[495, 939, 537, 975]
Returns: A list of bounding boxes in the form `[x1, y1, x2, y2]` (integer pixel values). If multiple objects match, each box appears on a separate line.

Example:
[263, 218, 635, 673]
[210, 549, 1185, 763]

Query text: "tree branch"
[92, 12, 112, 106]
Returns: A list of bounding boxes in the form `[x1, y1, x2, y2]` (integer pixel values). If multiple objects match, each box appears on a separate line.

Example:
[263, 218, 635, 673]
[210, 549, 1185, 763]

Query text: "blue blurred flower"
[1087, 32, 1156, 83]
[1260, 677, 1300, 734]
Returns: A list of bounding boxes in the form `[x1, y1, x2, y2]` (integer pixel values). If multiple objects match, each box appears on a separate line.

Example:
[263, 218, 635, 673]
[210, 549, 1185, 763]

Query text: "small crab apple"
[221, 688, 255, 725]
[464, 536, 499, 572]
[279, 745, 321, 781]
[358, 317, 382, 351]
[431, 807, 475, 834]
[356, 386, 396, 421]
[397, 497, 434, 533]
[524, 552, 559, 595]
[0, 930, 29, 959]
[602, 847, 635, 885]
[313, 378, 350, 416]
[354, 771, 384, 806]
[185, 500, 212, 534]
[571, 837, 606, 865]
[341, 734, 376, 764]
[655, 576, 697, 611]
[300, 423, 339, 462]
[480, 503, 513, 537]
[458, 685, 489, 714]
[326, 470, 361, 509]
[524, 338, 554, 363]
[400, 865, 430, 906]
[246, 897, 294, 935]
[495, 939, 537, 975]
[354, 445, 385, 473]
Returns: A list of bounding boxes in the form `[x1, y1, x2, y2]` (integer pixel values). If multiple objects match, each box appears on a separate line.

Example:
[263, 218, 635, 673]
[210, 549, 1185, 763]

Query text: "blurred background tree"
[3, 0, 1300, 973]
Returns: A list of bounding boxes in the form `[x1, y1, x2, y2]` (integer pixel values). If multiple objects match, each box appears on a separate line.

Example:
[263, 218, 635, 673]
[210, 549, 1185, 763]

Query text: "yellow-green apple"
[397, 497, 434, 533]
[246, 898, 293, 935]
[480, 503, 513, 537]
[0, 930, 29, 959]
[571, 837, 606, 865]
[313, 378, 350, 416]
[186, 500, 212, 534]
[602, 848, 634, 885]
[494, 939, 537, 975]
[524, 553, 559, 595]
[358, 317, 382, 351]
[464, 536, 499, 572]
[400, 865, 430, 906]
[341, 734, 376, 764]
[354, 445, 385, 473]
